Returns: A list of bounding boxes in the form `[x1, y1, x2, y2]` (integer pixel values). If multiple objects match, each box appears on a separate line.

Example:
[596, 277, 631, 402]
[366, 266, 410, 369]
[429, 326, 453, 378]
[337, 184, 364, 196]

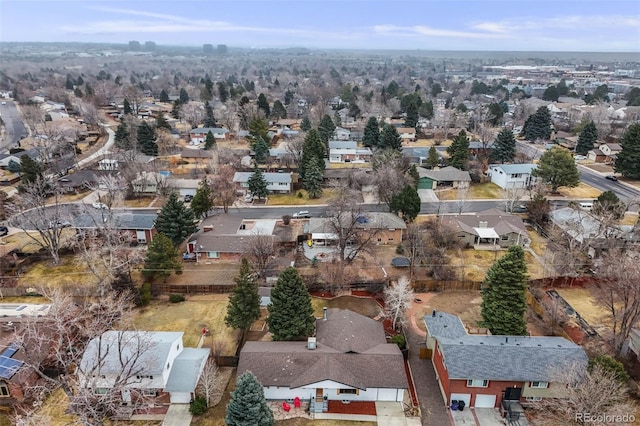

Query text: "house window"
[142, 389, 157, 397]
[511, 173, 522, 178]
[501, 235, 509, 241]
[0, 382, 9, 397]
[530, 381, 548, 388]
[526, 396, 542, 402]
[207, 252, 220, 259]
[94, 388, 109, 395]
[467, 379, 489, 388]
[338, 389, 357, 395]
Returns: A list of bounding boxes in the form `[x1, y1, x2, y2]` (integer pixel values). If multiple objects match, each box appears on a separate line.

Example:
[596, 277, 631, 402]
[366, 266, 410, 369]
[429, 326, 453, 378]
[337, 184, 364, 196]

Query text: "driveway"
[418, 189, 439, 202]
[162, 404, 192, 426]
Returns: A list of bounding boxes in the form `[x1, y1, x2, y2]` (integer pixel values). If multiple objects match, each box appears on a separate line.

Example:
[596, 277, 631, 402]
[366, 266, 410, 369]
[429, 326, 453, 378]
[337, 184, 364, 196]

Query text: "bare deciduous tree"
[246, 232, 275, 279]
[374, 160, 411, 208]
[502, 185, 527, 213]
[384, 276, 414, 331]
[212, 165, 237, 213]
[196, 358, 221, 407]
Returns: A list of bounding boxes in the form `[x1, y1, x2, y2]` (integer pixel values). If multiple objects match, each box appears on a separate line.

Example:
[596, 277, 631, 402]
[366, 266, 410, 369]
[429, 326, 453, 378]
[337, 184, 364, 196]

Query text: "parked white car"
[92, 202, 107, 209]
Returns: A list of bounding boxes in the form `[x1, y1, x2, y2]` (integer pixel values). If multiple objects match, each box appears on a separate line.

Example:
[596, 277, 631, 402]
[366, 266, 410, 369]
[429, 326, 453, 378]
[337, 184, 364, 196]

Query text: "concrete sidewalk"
[162, 404, 192, 426]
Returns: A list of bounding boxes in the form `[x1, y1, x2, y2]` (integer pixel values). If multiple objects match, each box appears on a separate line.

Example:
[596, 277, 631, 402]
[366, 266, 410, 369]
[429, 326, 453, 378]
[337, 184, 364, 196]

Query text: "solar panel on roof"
[0, 358, 22, 379]
[1, 344, 18, 359]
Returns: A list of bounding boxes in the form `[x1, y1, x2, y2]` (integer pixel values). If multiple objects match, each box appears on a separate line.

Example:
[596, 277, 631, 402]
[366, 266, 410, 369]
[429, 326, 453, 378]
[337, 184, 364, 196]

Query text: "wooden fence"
[154, 284, 234, 294]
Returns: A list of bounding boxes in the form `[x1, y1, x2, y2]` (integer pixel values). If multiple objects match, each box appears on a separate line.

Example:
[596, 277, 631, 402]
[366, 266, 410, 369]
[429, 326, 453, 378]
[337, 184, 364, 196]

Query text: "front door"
[122, 388, 131, 403]
[504, 387, 522, 401]
[316, 388, 323, 402]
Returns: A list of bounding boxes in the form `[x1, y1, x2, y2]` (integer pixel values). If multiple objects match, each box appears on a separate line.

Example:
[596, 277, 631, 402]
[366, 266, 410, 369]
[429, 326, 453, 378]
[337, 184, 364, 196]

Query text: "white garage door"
[170, 392, 192, 403]
[377, 388, 398, 401]
[475, 394, 497, 408]
[450, 393, 471, 407]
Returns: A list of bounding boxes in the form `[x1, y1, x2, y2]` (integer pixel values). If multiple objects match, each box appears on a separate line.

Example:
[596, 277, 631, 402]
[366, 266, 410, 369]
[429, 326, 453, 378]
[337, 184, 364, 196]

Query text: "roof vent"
[307, 337, 316, 350]
[432, 309, 437, 317]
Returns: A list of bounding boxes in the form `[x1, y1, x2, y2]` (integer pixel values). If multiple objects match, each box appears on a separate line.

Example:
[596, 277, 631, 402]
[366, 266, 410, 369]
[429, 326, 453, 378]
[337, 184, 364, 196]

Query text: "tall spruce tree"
[318, 114, 336, 146]
[363, 116, 380, 148]
[389, 185, 421, 223]
[137, 121, 158, 156]
[225, 372, 274, 426]
[257, 93, 270, 117]
[300, 129, 326, 180]
[114, 122, 132, 150]
[141, 233, 182, 283]
[204, 131, 216, 150]
[267, 267, 315, 341]
[123, 98, 132, 115]
[203, 101, 216, 128]
[246, 118, 270, 150]
[491, 127, 517, 163]
[303, 156, 324, 199]
[447, 130, 470, 170]
[575, 121, 597, 155]
[154, 192, 198, 246]
[190, 178, 214, 219]
[300, 116, 312, 132]
[225, 258, 261, 337]
[480, 246, 528, 336]
[379, 124, 402, 150]
[252, 137, 270, 164]
[614, 123, 640, 179]
[426, 146, 440, 168]
[179, 88, 189, 103]
[247, 168, 268, 200]
[523, 106, 552, 141]
[159, 89, 169, 102]
[155, 111, 171, 131]
[532, 146, 579, 192]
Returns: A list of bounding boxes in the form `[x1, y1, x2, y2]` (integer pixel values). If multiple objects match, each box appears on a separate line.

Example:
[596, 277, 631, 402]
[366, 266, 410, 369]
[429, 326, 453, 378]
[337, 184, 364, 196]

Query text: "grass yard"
[133, 294, 237, 352]
[448, 248, 546, 282]
[437, 182, 503, 200]
[311, 296, 383, 319]
[2, 229, 75, 254]
[414, 291, 483, 329]
[556, 182, 602, 199]
[328, 163, 371, 169]
[555, 288, 611, 328]
[267, 189, 338, 206]
[527, 229, 548, 257]
[18, 254, 101, 290]
[120, 197, 156, 208]
[33, 388, 77, 425]
[619, 212, 639, 226]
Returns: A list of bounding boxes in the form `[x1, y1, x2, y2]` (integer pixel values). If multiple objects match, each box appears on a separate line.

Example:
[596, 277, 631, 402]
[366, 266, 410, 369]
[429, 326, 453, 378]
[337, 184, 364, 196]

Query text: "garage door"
[450, 393, 471, 407]
[475, 394, 497, 408]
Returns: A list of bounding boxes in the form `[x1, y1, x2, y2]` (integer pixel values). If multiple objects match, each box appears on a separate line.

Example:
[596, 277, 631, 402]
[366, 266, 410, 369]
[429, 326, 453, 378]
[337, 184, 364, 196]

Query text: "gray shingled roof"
[164, 348, 210, 392]
[441, 208, 527, 238]
[416, 166, 471, 182]
[190, 127, 228, 135]
[489, 163, 537, 175]
[238, 309, 408, 390]
[74, 212, 157, 230]
[233, 172, 292, 184]
[424, 312, 587, 382]
[329, 141, 357, 149]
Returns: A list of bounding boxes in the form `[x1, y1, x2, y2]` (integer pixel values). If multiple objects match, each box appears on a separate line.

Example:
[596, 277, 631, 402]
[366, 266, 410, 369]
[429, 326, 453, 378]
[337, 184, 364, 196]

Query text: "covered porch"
[472, 227, 501, 250]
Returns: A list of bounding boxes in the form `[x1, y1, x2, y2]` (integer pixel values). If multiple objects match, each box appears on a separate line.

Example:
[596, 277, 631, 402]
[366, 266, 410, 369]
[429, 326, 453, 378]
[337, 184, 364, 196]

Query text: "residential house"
[0, 304, 52, 407]
[333, 127, 351, 141]
[397, 127, 416, 143]
[328, 141, 373, 164]
[322, 168, 373, 186]
[180, 149, 214, 163]
[79, 331, 209, 404]
[424, 311, 587, 409]
[238, 308, 408, 412]
[233, 171, 293, 194]
[188, 127, 229, 145]
[185, 214, 277, 262]
[98, 151, 156, 171]
[488, 164, 537, 189]
[416, 166, 471, 190]
[0, 149, 41, 168]
[598, 143, 622, 164]
[170, 178, 201, 198]
[132, 171, 167, 195]
[440, 208, 529, 249]
[74, 212, 158, 244]
[587, 148, 606, 163]
[402, 147, 440, 166]
[57, 170, 100, 193]
[308, 212, 406, 247]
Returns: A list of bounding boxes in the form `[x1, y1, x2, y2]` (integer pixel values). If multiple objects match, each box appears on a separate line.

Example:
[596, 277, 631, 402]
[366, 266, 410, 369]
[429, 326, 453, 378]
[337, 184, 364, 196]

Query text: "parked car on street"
[0, 226, 8, 237]
[184, 194, 194, 203]
[511, 205, 528, 213]
[292, 210, 311, 218]
[48, 220, 72, 228]
[92, 202, 107, 209]
[605, 175, 618, 181]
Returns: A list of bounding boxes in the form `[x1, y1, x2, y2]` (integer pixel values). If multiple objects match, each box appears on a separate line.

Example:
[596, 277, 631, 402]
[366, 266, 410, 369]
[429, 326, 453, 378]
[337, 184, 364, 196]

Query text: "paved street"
[0, 100, 27, 151]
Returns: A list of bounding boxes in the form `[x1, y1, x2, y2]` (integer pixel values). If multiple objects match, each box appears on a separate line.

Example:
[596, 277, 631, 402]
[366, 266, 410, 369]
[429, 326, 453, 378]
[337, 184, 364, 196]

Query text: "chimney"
[432, 309, 437, 317]
[307, 337, 316, 350]
[323, 307, 328, 321]
[506, 337, 509, 343]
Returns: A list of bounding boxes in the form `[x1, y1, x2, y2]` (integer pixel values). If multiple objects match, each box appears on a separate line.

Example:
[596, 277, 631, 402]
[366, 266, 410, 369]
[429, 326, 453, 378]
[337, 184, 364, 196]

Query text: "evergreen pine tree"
[137, 121, 158, 156]
[203, 101, 216, 128]
[426, 146, 440, 168]
[123, 98, 132, 115]
[575, 121, 598, 155]
[171, 101, 181, 119]
[300, 129, 326, 180]
[248, 168, 268, 200]
[18, 156, 45, 186]
[523, 106, 552, 141]
[114, 122, 132, 150]
[389, 185, 421, 223]
[480, 246, 529, 336]
[179, 88, 189, 103]
[225, 258, 261, 333]
[363, 117, 380, 148]
[615, 123, 640, 179]
[448, 130, 470, 170]
[159, 89, 169, 102]
[225, 372, 274, 426]
[318, 114, 336, 145]
[141, 233, 182, 283]
[257, 93, 270, 117]
[404, 100, 419, 128]
[253, 137, 270, 164]
[190, 178, 214, 219]
[154, 192, 198, 246]
[532, 146, 580, 192]
[204, 131, 216, 150]
[267, 267, 315, 341]
[300, 116, 311, 132]
[271, 100, 287, 119]
[491, 127, 517, 163]
[379, 124, 402, 150]
[246, 118, 270, 150]
[303, 156, 324, 199]
[155, 111, 171, 131]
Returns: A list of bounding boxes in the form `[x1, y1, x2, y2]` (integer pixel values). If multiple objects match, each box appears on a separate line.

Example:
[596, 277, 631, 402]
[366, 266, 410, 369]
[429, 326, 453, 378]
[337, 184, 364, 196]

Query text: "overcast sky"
[1, 0, 639, 51]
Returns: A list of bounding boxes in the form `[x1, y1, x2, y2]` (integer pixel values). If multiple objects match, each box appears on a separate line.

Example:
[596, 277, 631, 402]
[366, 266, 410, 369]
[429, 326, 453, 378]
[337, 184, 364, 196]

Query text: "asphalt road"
[578, 166, 640, 205]
[0, 100, 27, 151]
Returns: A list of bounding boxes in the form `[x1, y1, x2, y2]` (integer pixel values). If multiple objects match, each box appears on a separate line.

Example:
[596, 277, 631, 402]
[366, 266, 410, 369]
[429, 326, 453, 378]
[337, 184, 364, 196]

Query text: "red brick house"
[424, 311, 587, 409]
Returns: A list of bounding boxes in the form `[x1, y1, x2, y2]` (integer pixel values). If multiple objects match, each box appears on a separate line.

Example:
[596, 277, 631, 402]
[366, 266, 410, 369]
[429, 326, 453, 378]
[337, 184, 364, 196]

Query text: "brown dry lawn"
[450, 248, 546, 282]
[619, 212, 639, 226]
[267, 189, 338, 206]
[556, 182, 602, 199]
[2, 229, 76, 254]
[437, 182, 503, 200]
[133, 294, 237, 352]
[555, 288, 611, 328]
[414, 291, 483, 329]
[527, 230, 548, 257]
[18, 254, 102, 291]
[311, 296, 383, 319]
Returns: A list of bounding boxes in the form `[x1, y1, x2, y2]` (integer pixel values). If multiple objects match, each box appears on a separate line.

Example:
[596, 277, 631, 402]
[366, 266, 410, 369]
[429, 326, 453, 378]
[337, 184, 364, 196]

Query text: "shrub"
[189, 395, 208, 415]
[391, 333, 406, 349]
[140, 282, 152, 306]
[169, 293, 185, 303]
[396, 244, 405, 254]
[297, 191, 303, 198]
[588, 354, 629, 383]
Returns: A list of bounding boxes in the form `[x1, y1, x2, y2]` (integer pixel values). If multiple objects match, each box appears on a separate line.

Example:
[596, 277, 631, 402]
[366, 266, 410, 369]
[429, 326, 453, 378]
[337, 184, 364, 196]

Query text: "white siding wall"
[264, 387, 314, 400]
[170, 391, 192, 403]
[263, 386, 403, 403]
[161, 337, 184, 385]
